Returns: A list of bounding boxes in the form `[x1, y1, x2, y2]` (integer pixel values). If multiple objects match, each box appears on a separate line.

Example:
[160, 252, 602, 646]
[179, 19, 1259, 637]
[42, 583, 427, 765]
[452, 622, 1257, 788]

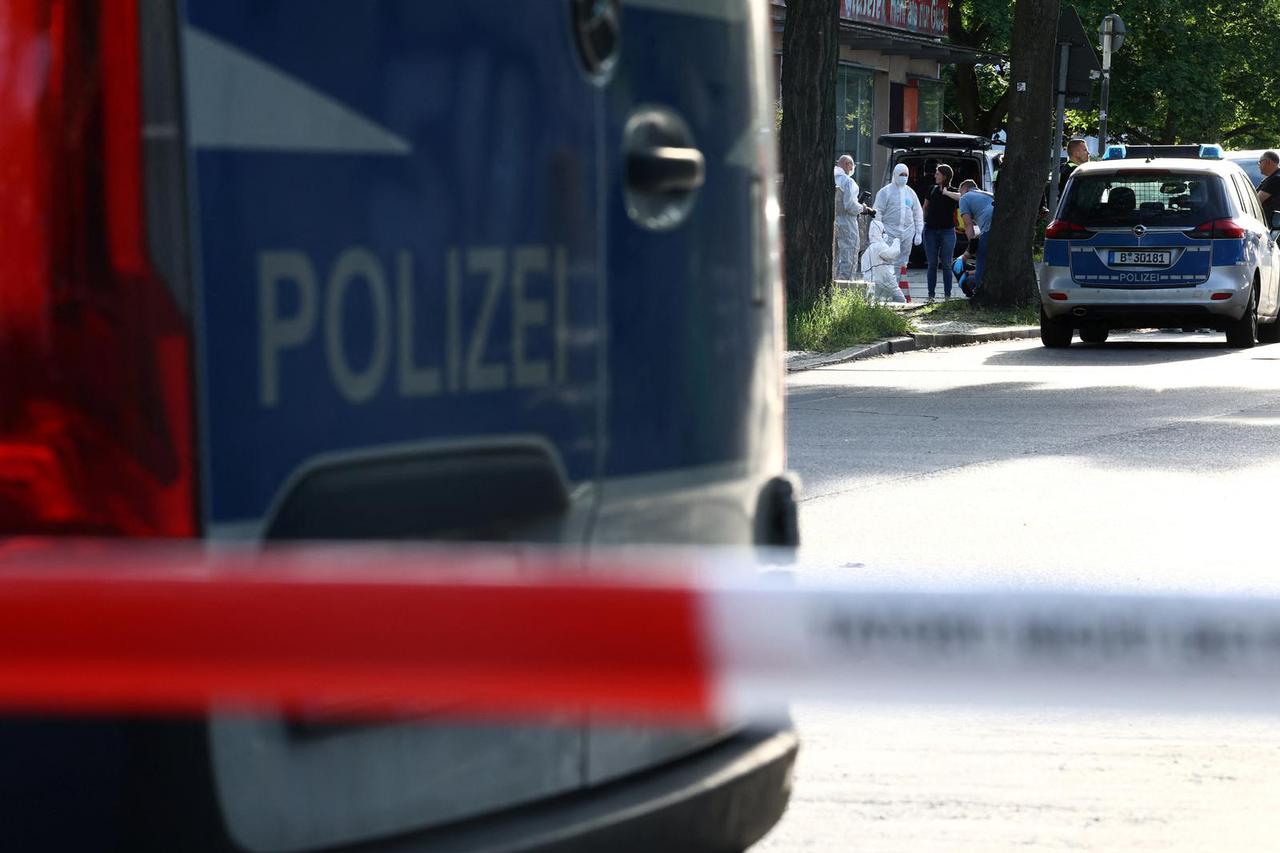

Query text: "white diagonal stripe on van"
[183, 26, 411, 155]
[624, 0, 746, 21]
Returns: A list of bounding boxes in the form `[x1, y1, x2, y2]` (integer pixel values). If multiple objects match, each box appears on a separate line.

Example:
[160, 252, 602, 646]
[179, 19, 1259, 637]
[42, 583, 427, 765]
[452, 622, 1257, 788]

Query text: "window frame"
[834, 63, 875, 190]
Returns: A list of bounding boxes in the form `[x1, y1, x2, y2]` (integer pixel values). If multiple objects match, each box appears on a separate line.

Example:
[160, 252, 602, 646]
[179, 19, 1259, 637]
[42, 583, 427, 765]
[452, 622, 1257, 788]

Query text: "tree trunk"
[780, 0, 839, 305]
[976, 0, 1060, 307]
[952, 63, 982, 133]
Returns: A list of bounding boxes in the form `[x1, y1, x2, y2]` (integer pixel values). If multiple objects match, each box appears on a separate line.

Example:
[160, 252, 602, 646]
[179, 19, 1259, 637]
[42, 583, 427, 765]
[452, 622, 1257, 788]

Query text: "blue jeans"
[922, 227, 957, 297]
[975, 236, 988, 293]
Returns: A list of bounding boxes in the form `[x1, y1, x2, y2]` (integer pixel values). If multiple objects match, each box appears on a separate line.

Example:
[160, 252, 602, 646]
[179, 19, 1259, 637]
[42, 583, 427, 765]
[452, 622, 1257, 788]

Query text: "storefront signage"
[840, 0, 948, 37]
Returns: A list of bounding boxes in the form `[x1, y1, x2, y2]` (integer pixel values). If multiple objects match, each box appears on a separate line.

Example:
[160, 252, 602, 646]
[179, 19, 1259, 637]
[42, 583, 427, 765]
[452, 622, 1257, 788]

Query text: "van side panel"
[184, 2, 602, 534]
[182, 3, 604, 848]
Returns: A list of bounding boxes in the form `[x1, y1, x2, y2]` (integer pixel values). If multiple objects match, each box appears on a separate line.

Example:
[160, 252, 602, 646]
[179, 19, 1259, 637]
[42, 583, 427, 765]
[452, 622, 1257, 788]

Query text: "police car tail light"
[1187, 219, 1246, 239]
[0, 0, 197, 537]
[1044, 220, 1094, 240]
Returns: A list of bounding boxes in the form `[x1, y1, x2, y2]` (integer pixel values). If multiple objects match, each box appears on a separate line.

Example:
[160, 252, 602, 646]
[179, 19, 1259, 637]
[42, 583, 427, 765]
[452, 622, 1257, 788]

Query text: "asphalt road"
[757, 331, 1280, 852]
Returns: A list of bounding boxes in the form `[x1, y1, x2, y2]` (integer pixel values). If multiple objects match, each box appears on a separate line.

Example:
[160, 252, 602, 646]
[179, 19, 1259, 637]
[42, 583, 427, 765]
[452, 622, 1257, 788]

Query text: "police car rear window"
[1060, 172, 1229, 228]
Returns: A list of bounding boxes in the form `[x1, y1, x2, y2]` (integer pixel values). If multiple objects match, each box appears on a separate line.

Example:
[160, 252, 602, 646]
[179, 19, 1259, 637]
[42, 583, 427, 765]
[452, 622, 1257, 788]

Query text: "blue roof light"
[1102, 144, 1127, 160]
[1198, 144, 1223, 159]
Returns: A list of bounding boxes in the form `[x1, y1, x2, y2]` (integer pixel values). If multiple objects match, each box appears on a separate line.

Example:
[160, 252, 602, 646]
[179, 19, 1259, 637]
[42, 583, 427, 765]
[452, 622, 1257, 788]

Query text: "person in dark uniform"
[1257, 151, 1280, 226]
[1058, 137, 1090, 194]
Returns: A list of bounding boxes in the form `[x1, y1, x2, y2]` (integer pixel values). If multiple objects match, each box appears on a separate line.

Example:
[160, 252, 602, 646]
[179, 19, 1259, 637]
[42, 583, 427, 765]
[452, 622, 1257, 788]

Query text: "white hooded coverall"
[860, 218, 905, 303]
[872, 163, 924, 271]
[833, 165, 862, 280]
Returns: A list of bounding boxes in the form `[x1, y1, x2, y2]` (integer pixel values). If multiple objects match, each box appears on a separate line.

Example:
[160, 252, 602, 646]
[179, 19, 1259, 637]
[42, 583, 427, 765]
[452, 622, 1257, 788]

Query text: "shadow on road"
[787, 377, 1280, 494]
[983, 337, 1251, 368]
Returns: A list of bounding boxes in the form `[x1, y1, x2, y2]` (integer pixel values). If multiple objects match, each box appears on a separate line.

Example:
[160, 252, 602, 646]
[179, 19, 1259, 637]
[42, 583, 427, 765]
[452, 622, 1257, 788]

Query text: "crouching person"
[861, 217, 906, 303]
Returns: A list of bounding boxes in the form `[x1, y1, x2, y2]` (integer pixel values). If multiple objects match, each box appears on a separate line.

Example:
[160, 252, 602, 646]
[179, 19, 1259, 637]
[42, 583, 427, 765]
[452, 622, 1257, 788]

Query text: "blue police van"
[0, 1, 797, 849]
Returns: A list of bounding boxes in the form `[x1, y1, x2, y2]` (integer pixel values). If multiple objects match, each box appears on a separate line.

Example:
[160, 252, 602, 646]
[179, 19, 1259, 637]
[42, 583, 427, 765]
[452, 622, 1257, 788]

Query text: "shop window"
[835, 65, 875, 189]
[915, 79, 944, 132]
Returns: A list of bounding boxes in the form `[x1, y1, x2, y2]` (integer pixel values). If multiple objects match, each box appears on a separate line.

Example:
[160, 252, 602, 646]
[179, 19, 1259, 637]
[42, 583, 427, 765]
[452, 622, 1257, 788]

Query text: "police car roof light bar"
[1105, 143, 1224, 162]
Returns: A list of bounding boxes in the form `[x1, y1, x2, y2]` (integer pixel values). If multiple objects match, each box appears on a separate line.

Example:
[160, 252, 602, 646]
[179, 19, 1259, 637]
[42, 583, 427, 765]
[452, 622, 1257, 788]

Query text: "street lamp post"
[1096, 13, 1125, 158]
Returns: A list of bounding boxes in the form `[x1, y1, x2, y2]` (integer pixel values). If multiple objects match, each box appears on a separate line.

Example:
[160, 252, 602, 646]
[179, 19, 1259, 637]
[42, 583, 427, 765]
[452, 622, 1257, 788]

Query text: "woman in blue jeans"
[921, 163, 960, 301]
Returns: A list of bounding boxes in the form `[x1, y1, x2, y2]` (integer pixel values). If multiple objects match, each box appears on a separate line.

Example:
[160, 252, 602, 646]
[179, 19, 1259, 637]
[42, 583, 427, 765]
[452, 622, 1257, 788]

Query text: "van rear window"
[895, 154, 986, 194]
[1060, 173, 1228, 228]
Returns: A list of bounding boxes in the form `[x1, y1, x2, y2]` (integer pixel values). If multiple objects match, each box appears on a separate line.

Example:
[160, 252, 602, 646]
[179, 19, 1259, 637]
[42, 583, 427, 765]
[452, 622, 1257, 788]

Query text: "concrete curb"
[785, 336, 915, 373]
[785, 327, 1038, 373]
[911, 326, 1040, 350]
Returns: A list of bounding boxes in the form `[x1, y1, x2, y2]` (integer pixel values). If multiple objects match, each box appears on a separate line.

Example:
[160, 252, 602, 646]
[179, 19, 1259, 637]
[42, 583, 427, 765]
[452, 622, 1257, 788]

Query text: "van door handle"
[626, 145, 705, 194]
[621, 107, 703, 230]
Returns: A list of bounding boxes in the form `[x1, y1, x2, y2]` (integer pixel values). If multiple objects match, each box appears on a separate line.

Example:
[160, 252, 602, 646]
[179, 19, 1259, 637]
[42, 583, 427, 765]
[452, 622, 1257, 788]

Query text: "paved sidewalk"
[787, 269, 1038, 373]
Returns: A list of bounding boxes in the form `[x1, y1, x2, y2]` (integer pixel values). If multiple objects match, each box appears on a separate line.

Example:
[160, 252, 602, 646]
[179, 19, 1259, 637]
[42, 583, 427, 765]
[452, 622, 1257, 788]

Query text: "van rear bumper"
[385, 725, 798, 853]
[0, 720, 797, 852]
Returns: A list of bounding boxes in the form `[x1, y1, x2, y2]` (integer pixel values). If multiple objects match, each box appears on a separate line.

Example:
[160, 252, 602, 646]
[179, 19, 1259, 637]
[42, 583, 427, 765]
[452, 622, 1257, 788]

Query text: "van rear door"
[586, 0, 785, 784]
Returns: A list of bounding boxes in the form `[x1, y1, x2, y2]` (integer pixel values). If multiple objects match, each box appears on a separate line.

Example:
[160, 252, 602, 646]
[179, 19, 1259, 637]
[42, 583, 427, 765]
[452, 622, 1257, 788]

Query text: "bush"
[787, 287, 912, 352]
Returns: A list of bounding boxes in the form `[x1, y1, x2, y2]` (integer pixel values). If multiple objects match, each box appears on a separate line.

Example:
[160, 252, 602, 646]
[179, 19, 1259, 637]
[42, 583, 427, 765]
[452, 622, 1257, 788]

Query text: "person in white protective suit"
[872, 163, 924, 275]
[860, 216, 905, 303]
[832, 155, 862, 280]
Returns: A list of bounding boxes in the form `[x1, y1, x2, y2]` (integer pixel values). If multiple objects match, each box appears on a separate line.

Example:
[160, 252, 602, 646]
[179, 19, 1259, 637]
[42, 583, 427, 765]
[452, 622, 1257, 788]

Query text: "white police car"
[1039, 144, 1280, 347]
[0, 1, 796, 850]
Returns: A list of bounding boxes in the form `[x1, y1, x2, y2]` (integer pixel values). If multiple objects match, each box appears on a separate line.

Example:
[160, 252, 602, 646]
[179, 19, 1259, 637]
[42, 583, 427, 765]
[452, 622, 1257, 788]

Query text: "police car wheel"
[1040, 308, 1072, 349]
[1225, 288, 1258, 349]
[1257, 313, 1280, 344]
[1078, 324, 1108, 345]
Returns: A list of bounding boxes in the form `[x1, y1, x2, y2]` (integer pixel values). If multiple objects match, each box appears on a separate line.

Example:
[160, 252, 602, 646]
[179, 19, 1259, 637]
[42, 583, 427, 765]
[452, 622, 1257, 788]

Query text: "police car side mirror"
[1271, 210, 1280, 231]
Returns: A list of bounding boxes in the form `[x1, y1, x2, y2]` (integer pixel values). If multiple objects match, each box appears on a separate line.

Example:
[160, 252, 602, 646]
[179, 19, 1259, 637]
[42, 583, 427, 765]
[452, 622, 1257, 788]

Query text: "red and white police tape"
[1, 544, 1279, 721]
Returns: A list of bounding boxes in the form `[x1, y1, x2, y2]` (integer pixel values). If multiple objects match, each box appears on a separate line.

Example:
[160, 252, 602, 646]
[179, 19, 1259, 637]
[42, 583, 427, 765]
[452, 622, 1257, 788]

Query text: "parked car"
[877, 132, 998, 264]
[0, 1, 797, 850]
[1039, 144, 1280, 348]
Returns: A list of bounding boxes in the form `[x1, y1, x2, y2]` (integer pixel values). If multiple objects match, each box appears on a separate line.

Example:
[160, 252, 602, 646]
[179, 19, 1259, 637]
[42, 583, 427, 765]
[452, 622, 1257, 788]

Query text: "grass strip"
[787, 288, 912, 352]
[912, 299, 1038, 327]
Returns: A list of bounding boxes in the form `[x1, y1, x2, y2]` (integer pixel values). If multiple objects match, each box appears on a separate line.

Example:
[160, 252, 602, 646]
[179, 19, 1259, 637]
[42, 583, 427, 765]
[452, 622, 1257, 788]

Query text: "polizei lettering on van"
[258, 246, 570, 406]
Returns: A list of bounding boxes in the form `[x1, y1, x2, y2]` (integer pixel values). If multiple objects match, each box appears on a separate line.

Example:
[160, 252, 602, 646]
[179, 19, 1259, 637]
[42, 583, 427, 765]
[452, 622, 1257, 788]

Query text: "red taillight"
[1187, 219, 1246, 239]
[0, 1, 196, 536]
[1044, 220, 1094, 240]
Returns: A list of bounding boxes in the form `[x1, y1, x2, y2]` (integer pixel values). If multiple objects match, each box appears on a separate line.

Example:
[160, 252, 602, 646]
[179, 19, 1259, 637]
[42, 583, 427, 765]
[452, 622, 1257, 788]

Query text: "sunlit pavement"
[758, 334, 1280, 851]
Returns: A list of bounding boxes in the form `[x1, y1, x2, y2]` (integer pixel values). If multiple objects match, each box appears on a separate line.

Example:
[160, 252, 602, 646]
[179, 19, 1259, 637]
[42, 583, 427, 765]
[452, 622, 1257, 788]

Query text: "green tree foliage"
[949, 0, 1280, 148]
[945, 0, 1013, 136]
[1064, 0, 1280, 146]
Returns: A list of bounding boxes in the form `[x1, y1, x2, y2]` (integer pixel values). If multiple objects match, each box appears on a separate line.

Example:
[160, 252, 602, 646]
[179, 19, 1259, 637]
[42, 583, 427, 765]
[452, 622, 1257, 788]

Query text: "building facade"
[771, 0, 990, 191]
